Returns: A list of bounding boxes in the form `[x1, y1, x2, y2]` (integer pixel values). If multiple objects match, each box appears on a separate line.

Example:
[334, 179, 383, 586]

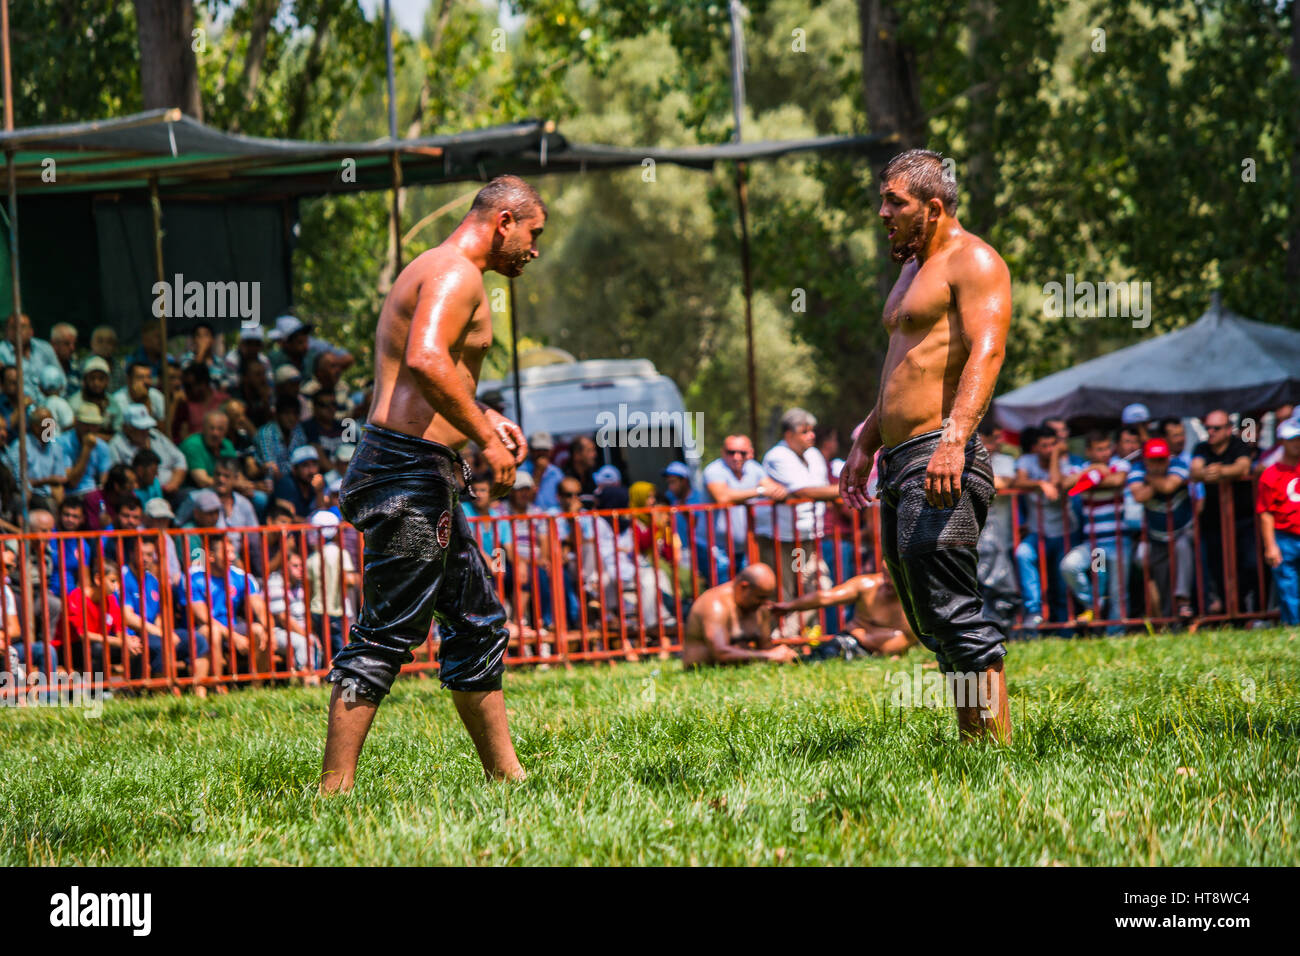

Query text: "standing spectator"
[752, 408, 840, 636]
[89, 326, 124, 392]
[109, 360, 166, 431]
[702, 433, 788, 577]
[5, 406, 70, 508]
[1191, 409, 1259, 615]
[61, 404, 113, 496]
[1257, 416, 1300, 626]
[0, 313, 60, 399]
[1059, 431, 1131, 630]
[1255, 405, 1296, 474]
[564, 435, 599, 495]
[256, 395, 306, 481]
[69, 356, 113, 427]
[109, 404, 188, 497]
[38, 366, 74, 430]
[305, 510, 356, 661]
[662, 460, 727, 588]
[1127, 437, 1196, 620]
[1012, 426, 1081, 630]
[171, 363, 230, 444]
[1120, 404, 1154, 445]
[1116, 426, 1143, 463]
[274, 446, 325, 518]
[1042, 417, 1086, 468]
[48, 322, 80, 398]
[179, 409, 236, 489]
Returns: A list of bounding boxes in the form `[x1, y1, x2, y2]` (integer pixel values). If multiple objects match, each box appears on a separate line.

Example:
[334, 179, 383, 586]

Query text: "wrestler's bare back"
[877, 233, 1007, 447]
[850, 574, 912, 635]
[681, 583, 772, 667]
[367, 245, 492, 449]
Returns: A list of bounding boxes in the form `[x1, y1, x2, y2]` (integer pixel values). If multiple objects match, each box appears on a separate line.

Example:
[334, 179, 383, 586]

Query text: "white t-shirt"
[701, 457, 767, 546]
[751, 442, 828, 542]
[988, 451, 1018, 548]
[306, 543, 355, 617]
[266, 572, 307, 627]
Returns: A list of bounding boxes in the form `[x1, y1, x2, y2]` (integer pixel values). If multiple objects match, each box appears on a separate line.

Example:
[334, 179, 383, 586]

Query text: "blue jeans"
[1061, 534, 1133, 629]
[1272, 531, 1300, 626]
[147, 628, 212, 675]
[11, 641, 58, 672]
[312, 613, 346, 659]
[1015, 533, 1073, 621]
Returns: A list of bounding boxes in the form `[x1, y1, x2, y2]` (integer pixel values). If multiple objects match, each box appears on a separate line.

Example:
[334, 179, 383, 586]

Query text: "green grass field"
[2, 627, 1297, 866]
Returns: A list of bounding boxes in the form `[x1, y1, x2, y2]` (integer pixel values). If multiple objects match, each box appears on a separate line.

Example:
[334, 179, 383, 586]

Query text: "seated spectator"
[58, 557, 142, 677]
[221, 397, 272, 516]
[522, 431, 564, 510]
[100, 497, 145, 565]
[184, 535, 269, 677]
[82, 463, 137, 531]
[179, 409, 237, 490]
[297, 388, 346, 458]
[60, 404, 113, 497]
[680, 564, 798, 667]
[178, 489, 225, 569]
[89, 326, 124, 392]
[1059, 431, 1132, 629]
[48, 322, 80, 398]
[256, 395, 306, 481]
[1258, 416, 1300, 627]
[275, 446, 325, 518]
[263, 503, 301, 576]
[109, 404, 188, 497]
[305, 510, 356, 661]
[502, 471, 555, 635]
[1127, 437, 1195, 620]
[272, 363, 309, 422]
[69, 356, 113, 428]
[48, 496, 93, 603]
[177, 321, 226, 390]
[265, 549, 320, 678]
[5, 406, 70, 509]
[462, 470, 509, 561]
[1012, 425, 1082, 630]
[109, 360, 166, 432]
[234, 350, 274, 428]
[224, 325, 272, 390]
[132, 448, 164, 506]
[144, 498, 182, 583]
[121, 536, 209, 695]
[1191, 410, 1258, 615]
[323, 443, 354, 488]
[271, 314, 352, 383]
[620, 481, 681, 628]
[171, 362, 230, 444]
[0, 312, 60, 400]
[3, 539, 58, 677]
[702, 433, 788, 579]
[0, 363, 32, 431]
[301, 351, 352, 417]
[38, 366, 73, 430]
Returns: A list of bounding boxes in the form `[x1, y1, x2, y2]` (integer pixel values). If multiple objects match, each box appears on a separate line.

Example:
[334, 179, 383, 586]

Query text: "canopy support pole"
[149, 176, 171, 426]
[3, 0, 29, 530]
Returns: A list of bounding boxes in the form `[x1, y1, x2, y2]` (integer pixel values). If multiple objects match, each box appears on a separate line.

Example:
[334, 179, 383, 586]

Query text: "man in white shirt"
[701, 433, 787, 579]
[752, 409, 841, 636]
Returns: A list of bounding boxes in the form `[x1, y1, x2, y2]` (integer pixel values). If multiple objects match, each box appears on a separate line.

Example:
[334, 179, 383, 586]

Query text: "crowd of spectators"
[0, 312, 365, 692]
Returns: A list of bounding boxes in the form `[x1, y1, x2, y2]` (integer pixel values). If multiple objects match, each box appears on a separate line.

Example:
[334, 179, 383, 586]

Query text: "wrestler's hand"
[484, 408, 528, 466]
[839, 442, 874, 511]
[925, 442, 964, 509]
[768, 644, 799, 663]
[483, 439, 518, 500]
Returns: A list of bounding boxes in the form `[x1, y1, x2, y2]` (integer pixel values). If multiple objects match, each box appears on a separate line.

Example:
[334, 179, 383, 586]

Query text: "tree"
[132, 0, 203, 118]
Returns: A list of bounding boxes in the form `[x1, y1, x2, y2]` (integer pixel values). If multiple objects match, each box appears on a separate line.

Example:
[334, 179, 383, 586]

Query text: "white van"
[477, 358, 702, 485]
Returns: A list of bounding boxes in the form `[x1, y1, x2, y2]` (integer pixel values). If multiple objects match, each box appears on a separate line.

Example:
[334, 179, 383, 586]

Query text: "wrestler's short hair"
[470, 175, 548, 223]
[880, 148, 958, 215]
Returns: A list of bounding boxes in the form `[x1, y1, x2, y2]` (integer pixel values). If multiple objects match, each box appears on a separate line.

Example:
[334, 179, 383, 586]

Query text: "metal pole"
[728, 1, 759, 443]
[508, 276, 523, 434]
[384, 0, 402, 274]
[149, 177, 171, 426]
[2, 0, 29, 530]
[384, 0, 397, 141]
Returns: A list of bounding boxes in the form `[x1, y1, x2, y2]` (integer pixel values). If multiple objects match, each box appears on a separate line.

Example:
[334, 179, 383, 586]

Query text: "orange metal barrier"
[0, 479, 1282, 699]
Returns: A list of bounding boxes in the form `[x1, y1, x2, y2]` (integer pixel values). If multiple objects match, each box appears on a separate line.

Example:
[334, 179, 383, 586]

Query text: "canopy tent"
[992, 295, 1300, 430]
[0, 109, 894, 343]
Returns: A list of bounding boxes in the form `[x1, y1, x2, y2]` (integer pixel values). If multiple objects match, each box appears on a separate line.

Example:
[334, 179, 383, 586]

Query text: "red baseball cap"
[1143, 438, 1170, 459]
[1068, 467, 1107, 496]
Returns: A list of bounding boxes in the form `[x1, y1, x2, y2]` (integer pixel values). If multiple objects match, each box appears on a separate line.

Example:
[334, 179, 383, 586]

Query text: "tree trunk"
[229, 0, 279, 130]
[133, 0, 203, 120]
[1286, 4, 1300, 299]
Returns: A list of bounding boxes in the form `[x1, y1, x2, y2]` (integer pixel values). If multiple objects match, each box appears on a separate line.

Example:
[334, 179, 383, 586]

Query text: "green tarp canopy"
[0, 108, 894, 342]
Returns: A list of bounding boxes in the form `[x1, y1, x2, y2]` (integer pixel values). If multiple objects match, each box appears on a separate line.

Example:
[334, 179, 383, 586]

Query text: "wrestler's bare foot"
[452, 688, 525, 781]
[954, 661, 1012, 745]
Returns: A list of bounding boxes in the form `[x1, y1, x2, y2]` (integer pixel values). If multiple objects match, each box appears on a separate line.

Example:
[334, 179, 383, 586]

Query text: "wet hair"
[879, 149, 957, 215]
[470, 175, 547, 223]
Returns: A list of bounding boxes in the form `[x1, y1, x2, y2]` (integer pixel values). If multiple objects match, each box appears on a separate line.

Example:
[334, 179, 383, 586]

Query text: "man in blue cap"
[275, 445, 325, 518]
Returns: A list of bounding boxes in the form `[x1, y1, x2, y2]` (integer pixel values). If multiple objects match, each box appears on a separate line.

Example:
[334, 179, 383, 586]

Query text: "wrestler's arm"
[406, 263, 503, 453]
[773, 576, 864, 614]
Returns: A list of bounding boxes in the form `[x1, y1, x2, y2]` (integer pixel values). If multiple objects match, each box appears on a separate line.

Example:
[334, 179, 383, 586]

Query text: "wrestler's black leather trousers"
[327, 425, 509, 702]
[876, 429, 1007, 674]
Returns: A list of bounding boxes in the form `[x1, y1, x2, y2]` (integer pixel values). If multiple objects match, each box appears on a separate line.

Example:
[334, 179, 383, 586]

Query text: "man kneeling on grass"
[681, 563, 800, 668]
[772, 568, 918, 658]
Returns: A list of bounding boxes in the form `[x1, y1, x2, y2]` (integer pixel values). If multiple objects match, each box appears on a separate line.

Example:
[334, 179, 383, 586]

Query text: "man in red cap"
[1127, 437, 1195, 620]
[1257, 416, 1300, 626]
[1060, 431, 1131, 630]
